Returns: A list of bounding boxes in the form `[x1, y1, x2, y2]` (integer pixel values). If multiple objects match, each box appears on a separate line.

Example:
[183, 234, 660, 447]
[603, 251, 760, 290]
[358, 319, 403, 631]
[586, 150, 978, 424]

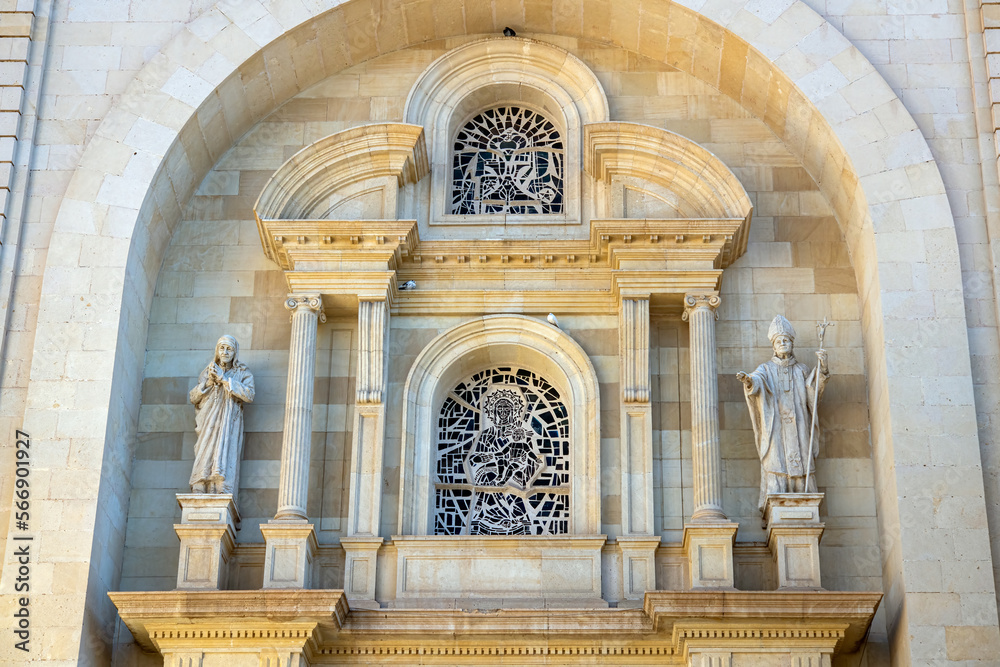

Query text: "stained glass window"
[435, 367, 571, 535]
[451, 106, 564, 215]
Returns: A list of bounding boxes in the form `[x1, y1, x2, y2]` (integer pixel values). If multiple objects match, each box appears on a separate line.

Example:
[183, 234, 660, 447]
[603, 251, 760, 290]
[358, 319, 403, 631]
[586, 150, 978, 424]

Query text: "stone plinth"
[765, 493, 825, 590]
[682, 522, 739, 589]
[617, 535, 661, 602]
[261, 522, 317, 589]
[173, 494, 239, 590]
[341, 536, 383, 609]
[391, 535, 607, 603]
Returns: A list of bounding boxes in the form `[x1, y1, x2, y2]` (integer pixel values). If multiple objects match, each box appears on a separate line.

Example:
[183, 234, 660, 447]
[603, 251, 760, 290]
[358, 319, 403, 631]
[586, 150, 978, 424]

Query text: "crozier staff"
[188, 335, 255, 494]
[737, 315, 829, 513]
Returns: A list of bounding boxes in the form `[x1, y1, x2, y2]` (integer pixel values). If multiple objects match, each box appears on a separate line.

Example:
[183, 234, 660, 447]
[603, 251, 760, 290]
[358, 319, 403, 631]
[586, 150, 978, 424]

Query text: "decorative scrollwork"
[435, 367, 570, 535]
[451, 106, 564, 215]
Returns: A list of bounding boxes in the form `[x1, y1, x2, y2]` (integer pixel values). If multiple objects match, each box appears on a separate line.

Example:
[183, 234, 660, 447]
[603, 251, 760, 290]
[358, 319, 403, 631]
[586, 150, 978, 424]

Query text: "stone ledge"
[644, 590, 882, 654]
[109, 589, 349, 652]
[110, 589, 880, 661]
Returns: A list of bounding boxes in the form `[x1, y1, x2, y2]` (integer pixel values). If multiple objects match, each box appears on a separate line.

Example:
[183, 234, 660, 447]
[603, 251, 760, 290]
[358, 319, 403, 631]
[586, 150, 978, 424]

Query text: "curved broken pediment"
[585, 122, 753, 224]
[253, 123, 428, 222]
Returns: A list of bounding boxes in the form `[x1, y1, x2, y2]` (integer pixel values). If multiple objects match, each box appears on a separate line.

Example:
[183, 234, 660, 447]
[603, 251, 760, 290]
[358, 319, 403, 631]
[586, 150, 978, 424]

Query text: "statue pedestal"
[764, 493, 825, 589]
[261, 521, 317, 589]
[174, 494, 239, 590]
[682, 522, 738, 589]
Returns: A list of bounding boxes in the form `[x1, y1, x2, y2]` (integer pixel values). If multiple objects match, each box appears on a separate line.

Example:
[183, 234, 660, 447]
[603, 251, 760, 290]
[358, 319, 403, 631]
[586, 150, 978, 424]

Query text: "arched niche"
[398, 315, 601, 536]
[403, 37, 610, 226]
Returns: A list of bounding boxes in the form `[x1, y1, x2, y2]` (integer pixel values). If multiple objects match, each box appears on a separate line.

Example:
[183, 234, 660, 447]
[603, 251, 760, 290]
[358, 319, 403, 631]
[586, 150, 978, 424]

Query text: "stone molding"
[404, 37, 609, 226]
[398, 315, 600, 535]
[263, 219, 419, 273]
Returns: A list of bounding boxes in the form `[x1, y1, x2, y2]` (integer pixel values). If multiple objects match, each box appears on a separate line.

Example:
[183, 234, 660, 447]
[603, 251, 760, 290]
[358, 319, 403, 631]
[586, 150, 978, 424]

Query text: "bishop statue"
[737, 315, 829, 513]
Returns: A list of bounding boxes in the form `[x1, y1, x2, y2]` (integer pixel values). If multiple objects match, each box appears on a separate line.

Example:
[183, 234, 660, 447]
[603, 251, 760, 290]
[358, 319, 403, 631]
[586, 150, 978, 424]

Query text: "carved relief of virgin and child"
[464, 385, 546, 535]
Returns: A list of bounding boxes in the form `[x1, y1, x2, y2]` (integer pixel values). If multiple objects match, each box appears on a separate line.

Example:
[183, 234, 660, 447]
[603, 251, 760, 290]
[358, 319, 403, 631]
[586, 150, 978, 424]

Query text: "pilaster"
[618, 293, 659, 601]
[345, 296, 390, 605]
[619, 294, 655, 535]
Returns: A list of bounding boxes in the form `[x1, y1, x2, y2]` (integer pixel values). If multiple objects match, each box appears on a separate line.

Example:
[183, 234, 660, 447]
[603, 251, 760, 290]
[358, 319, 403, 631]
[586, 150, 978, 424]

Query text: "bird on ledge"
[503, 27, 516, 37]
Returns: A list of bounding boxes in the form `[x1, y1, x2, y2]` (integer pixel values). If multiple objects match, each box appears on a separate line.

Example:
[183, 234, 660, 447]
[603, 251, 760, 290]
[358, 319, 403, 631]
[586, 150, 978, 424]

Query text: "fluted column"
[682, 293, 726, 522]
[275, 294, 325, 520]
[262, 294, 323, 589]
[681, 292, 737, 589]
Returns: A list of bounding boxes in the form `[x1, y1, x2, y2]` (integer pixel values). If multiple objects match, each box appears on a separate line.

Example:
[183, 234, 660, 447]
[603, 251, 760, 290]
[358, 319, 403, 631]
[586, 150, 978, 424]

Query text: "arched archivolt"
[398, 315, 601, 536]
[32, 0, 984, 661]
[403, 37, 609, 223]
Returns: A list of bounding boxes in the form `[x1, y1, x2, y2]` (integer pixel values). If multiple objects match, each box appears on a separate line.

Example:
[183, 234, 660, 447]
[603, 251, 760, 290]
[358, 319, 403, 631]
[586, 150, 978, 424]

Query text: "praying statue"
[188, 335, 255, 494]
[737, 315, 829, 513]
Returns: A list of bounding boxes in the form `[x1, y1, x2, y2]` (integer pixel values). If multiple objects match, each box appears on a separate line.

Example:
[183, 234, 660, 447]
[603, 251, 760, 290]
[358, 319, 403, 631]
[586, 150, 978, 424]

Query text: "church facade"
[0, 0, 998, 665]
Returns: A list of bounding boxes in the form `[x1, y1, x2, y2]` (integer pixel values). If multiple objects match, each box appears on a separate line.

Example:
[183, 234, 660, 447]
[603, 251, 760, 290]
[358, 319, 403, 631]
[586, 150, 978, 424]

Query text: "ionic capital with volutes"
[285, 293, 326, 323]
[682, 293, 721, 322]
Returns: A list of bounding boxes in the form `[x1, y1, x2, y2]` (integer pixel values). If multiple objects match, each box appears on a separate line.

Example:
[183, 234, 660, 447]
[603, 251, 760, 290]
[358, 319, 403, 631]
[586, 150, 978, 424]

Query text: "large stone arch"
[23, 0, 990, 663]
[398, 315, 601, 536]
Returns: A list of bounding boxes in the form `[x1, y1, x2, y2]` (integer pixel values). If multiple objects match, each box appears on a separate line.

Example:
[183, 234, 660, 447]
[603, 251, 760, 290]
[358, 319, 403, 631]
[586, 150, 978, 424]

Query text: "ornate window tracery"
[435, 367, 570, 535]
[451, 106, 564, 215]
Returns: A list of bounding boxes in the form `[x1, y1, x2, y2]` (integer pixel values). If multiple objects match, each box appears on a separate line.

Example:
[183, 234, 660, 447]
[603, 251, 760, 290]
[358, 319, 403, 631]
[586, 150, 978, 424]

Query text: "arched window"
[435, 366, 570, 535]
[451, 106, 564, 215]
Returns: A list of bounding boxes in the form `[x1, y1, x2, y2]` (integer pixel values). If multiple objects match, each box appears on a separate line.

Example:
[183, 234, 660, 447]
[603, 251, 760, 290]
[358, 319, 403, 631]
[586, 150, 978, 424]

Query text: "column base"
[682, 522, 738, 589]
[341, 536, 384, 609]
[617, 535, 661, 601]
[764, 493, 825, 589]
[261, 521, 317, 589]
[174, 494, 240, 590]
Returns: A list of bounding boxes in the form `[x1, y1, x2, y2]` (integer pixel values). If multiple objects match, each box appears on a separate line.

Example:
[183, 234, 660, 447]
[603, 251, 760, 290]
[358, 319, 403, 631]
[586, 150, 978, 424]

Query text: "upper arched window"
[451, 106, 564, 215]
